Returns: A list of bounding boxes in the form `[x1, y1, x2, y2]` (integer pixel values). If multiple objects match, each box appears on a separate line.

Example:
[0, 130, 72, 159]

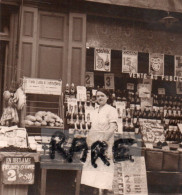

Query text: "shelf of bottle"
[68, 128, 89, 137]
[25, 125, 65, 130]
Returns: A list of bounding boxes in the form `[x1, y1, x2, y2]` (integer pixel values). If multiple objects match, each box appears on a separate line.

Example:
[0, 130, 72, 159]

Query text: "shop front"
[0, 0, 182, 194]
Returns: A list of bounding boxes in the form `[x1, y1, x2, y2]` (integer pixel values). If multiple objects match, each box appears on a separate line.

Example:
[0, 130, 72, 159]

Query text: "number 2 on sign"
[7, 170, 16, 181]
[85, 75, 90, 85]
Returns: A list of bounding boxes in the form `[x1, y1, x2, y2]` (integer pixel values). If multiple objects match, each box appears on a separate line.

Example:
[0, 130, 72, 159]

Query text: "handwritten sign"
[76, 86, 87, 101]
[23, 77, 62, 95]
[2, 157, 35, 184]
[104, 73, 115, 89]
[85, 72, 94, 87]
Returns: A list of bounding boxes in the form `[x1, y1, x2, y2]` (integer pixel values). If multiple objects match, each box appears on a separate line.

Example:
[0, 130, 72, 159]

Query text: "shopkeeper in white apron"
[81, 88, 118, 195]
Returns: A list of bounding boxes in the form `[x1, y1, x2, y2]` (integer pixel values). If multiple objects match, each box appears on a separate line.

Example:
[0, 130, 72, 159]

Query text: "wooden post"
[40, 168, 47, 195]
[75, 170, 82, 195]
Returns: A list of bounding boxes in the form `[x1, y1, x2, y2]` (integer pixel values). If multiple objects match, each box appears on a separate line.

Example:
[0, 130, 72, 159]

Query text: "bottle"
[76, 114, 80, 129]
[135, 117, 140, 134]
[69, 114, 75, 129]
[70, 83, 76, 98]
[81, 114, 86, 130]
[64, 83, 70, 103]
[66, 105, 72, 125]
[111, 92, 116, 108]
[73, 105, 78, 122]
[104, 54, 110, 71]
[86, 113, 91, 130]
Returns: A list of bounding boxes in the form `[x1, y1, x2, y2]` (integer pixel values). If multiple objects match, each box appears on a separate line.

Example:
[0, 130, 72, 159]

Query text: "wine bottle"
[81, 114, 86, 130]
[64, 83, 70, 103]
[70, 83, 76, 98]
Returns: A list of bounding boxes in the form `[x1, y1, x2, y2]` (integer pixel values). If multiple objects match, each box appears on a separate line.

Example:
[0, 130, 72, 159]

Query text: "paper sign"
[76, 86, 87, 101]
[2, 157, 35, 184]
[178, 124, 182, 133]
[94, 48, 111, 72]
[176, 82, 182, 94]
[138, 84, 151, 98]
[85, 72, 94, 87]
[149, 53, 164, 76]
[122, 50, 138, 74]
[140, 97, 153, 110]
[122, 157, 148, 195]
[113, 157, 148, 195]
[23, 77, 62, 95]
[127, 83, 134, 91]
[140, 121, 165, 145]
[175, 55, 182, 77]
[104, 73, 115, 89]
[158, 88, 165, 95]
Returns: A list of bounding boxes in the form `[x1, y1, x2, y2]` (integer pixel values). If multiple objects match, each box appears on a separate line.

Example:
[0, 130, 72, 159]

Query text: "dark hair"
[96, 88, 110, 97]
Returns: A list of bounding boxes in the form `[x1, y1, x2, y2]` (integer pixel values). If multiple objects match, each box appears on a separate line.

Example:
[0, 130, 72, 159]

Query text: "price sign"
[175, 55, 182, 77]
[85, 72, 94, 87]
[2, 157, 35, 184]
[158, 88, 165, 95]
[149, 53, 164, 76]
[104, 73, 115, 89]
[127, 83, 134, 91]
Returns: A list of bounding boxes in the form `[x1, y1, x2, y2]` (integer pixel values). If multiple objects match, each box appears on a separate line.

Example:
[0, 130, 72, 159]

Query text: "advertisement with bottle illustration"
[175, 55, 182, 77]
[94, 48, 111, 72]
[149, 53, 164, 76]
[122, 50, 138, 74]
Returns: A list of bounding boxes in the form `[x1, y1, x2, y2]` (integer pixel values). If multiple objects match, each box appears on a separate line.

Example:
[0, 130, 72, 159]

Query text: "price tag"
[76, 86, 86, 101]
[104, 73, 115, 89]
[2, 157, 35, 184]
[85, 72, 94, 87]
[127, 83, 134, 91]
[158, 88, 165, 95]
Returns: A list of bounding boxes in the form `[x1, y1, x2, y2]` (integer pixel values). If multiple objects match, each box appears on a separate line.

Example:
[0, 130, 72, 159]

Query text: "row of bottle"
[66, 112, 91, 130]
[165, 127, 182, 142]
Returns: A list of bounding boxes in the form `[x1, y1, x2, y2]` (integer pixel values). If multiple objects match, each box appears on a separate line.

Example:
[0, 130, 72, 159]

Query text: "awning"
[85, 0, 182, 13]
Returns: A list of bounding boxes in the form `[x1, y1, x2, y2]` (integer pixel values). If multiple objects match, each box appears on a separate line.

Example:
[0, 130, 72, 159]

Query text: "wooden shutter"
[17, 6, 38, 79]
[36, 11, 67, 80]
[67, 13, 86, 85]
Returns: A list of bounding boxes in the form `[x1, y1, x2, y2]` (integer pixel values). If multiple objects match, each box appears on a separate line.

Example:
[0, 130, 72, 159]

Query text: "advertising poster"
[122, 50, 138, 74]
[85, 72, 94, 87]
[175, 55, 182, 77]
[149, 53, 164, 76]
[94, 48, 111, 72]
[104, 73, 115, 89]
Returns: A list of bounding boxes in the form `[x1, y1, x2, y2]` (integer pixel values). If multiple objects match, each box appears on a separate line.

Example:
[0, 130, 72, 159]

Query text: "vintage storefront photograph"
[0, 0, 182, 195]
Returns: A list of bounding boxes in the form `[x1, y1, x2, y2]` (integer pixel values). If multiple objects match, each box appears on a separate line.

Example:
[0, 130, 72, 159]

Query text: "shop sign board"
[113, 157, 148, 195]
[23, 77, 62, 95]
[85, 72, 94, 87]
[175, 55, 182, 77]
[149, 53, 164, 76]
[2, 157, 35, 184]
[104, 73, 115, 89]
[94, 48, 111, 72]
[122, 50, 138, 74]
